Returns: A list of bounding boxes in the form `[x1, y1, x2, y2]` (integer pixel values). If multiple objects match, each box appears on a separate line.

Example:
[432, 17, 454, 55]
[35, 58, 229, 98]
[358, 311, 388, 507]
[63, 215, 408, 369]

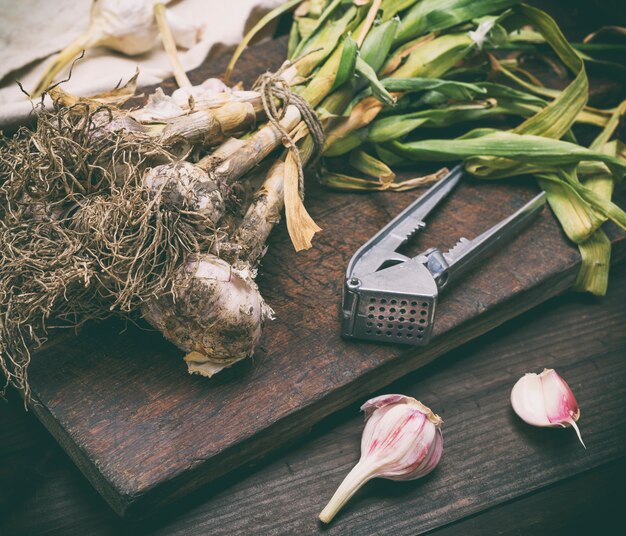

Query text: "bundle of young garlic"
[2, 0, 626, 398]
[225, 0, 626, 295]
[160, 0, 626, 367]
[0, 70, 303, 394]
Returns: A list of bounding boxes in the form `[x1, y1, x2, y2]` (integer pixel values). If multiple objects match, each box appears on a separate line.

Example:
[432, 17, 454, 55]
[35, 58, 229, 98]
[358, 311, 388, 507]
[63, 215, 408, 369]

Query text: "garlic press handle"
[438, 191, 547, 288]
[347, 164, 463, 279]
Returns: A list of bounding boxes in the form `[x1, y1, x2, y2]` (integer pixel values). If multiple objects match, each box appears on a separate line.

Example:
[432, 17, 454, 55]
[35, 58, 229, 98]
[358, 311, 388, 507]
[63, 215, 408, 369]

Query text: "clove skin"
[319, 394, 443, 524]
[511, 368, 585, 448]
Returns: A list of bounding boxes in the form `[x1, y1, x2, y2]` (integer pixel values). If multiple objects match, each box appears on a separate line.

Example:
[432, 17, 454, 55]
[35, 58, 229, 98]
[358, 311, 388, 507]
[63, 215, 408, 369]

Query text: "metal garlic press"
[341, 165, 546, 346]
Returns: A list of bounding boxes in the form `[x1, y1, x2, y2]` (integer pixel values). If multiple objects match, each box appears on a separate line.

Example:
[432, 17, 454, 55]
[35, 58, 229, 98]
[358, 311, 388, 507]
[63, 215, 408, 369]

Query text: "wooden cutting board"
[24, 37, 626, 518]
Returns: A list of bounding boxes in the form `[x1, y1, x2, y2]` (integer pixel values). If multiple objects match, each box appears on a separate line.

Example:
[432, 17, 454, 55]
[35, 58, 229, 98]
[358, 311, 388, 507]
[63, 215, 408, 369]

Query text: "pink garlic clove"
[541, 369, 581, 423]
[319, 394, 443, 524]
[511, 368, 585, 448]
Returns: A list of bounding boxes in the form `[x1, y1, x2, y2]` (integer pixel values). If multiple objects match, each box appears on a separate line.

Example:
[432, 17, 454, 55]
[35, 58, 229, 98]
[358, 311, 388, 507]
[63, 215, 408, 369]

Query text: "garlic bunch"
[511, 368, 585, 448]
[32, 0, 203, 97]
[319, 394, 443, 524]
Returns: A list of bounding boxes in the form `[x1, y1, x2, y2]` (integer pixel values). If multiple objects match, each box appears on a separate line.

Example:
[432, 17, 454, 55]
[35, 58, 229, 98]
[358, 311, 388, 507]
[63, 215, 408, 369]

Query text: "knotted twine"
[253, 65, 324, 251]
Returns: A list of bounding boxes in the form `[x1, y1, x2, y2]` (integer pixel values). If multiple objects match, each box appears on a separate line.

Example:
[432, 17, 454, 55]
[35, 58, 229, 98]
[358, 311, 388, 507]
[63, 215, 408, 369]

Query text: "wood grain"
[3, 262, 626, 536]
[135, 265, 626, 536]
[20, 30, 626, 518]
[429, 458, 626, 536]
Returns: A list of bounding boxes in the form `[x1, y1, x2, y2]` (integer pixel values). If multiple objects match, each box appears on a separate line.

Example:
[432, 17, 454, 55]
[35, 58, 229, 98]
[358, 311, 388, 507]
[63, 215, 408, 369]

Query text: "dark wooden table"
[2, 259, 625, 535]
[3, 2, 626, 533]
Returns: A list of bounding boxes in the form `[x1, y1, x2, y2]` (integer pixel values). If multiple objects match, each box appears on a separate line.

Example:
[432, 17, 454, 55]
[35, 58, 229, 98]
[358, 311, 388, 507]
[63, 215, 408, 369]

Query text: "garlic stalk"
[32, 0, 202, 97]
[130, 81, 261, 123]
[511, 368, 585, 448]
[319, 394, 444, 524]
[198, 105, 303, 184]
[153, 2, 191, 88]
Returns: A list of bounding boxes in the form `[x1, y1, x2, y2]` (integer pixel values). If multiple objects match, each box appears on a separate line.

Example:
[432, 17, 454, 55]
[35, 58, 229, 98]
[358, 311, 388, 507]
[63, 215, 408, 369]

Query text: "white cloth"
[0, 0, 283, 128]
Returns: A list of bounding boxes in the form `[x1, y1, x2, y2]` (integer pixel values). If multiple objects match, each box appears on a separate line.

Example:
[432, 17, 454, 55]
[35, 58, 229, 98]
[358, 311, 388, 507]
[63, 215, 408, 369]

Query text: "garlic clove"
[541, 369, 580, 423]
[319, 394, 443, 524]
[511, 372, 551, 427]
[540, 368, 585, 447]
[511, 368, 585, 448]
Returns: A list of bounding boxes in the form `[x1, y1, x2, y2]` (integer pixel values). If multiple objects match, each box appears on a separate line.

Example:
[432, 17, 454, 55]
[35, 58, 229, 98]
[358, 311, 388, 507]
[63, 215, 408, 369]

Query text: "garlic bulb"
[32, 0, 202, 97]
[511, 368, 585, 448]
[143, 161, 224, 225]
[142, 254, 273, 377]
[171, 78, 232, 108]
[143, 156, 287, 379]
[319, 394, 443, 524]
[92, 0, 161, 56]
[130, 88, 185, 122]
[131, 82, 259, 123]
[163, 8, 203, 50]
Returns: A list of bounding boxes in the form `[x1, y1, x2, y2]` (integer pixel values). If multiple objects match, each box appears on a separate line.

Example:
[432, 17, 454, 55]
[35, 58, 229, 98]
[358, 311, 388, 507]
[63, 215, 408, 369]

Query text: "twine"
[254, 64, 325, 197]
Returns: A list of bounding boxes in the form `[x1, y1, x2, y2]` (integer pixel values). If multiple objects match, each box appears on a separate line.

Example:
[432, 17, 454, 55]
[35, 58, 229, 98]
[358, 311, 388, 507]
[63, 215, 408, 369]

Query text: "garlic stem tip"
[569, 419, 586, 449]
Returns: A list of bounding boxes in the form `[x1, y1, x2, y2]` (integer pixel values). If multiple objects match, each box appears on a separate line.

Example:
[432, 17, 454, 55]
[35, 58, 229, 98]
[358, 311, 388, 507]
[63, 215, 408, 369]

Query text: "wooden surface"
[2, 261, 626, 535]
[18, 29, 626, 518]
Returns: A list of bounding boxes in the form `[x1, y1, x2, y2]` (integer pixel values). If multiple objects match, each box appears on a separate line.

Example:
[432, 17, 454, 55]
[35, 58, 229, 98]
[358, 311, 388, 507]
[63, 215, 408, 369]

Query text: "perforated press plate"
[353, 294, 435, 345]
